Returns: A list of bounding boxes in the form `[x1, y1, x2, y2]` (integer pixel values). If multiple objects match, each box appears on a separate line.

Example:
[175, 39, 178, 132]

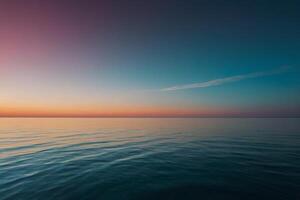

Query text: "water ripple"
[0, 118, 299, 200]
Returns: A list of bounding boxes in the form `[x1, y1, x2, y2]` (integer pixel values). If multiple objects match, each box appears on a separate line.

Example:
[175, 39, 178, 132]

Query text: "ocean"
[0, 118, 299, 200]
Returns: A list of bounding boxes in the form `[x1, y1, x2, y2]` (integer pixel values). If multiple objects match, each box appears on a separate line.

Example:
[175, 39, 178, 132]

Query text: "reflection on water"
[0, 118, 299, 200]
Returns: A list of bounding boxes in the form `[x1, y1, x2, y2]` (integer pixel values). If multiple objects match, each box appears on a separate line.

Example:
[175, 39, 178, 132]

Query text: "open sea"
[0, 118, 299, 200]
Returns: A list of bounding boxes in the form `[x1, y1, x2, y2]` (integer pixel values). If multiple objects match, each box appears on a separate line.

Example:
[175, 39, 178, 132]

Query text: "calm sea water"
[0, 118, 299, 200]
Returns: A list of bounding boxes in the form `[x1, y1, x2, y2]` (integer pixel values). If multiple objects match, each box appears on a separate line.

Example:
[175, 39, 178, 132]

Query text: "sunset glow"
[1, 1, 299, 117]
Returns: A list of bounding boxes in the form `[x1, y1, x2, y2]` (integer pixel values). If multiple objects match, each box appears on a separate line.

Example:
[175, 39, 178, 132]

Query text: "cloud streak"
[161, 66, 290, 91]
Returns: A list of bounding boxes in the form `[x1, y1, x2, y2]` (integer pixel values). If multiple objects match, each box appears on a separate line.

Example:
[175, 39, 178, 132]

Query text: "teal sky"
[0, 0, 299, 117]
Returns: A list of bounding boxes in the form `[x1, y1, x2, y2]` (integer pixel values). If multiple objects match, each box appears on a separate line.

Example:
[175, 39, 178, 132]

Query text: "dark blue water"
[0, 118, 299, 200]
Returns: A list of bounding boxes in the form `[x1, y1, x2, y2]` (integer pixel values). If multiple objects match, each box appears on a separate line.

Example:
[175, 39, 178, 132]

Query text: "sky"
[0, 0, 300, 117]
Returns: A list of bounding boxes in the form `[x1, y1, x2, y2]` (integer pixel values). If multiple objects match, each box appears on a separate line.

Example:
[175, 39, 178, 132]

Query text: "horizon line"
[1, 115, 299, 119]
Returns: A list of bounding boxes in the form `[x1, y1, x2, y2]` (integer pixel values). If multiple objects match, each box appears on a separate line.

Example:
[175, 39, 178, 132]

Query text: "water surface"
[0, 118, 299, 200]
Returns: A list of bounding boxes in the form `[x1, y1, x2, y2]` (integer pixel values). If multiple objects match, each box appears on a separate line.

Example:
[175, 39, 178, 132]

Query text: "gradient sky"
[0, 0, 300, 117]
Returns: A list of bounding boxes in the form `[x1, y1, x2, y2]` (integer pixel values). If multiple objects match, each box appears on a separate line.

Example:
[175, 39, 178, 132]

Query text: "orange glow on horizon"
[0, 103, 230, 117]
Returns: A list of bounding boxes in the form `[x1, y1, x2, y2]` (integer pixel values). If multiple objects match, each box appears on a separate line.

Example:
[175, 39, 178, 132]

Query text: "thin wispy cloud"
[161, 66, 290, 91]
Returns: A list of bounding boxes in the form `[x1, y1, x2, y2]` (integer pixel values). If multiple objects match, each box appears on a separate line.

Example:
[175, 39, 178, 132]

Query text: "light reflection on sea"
[0, 118, 299, 200]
